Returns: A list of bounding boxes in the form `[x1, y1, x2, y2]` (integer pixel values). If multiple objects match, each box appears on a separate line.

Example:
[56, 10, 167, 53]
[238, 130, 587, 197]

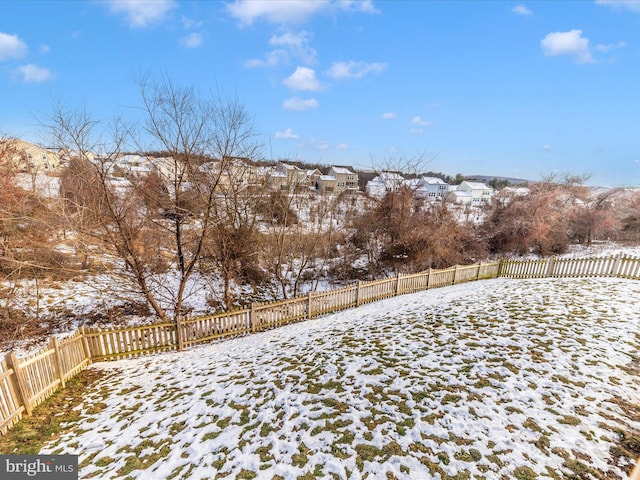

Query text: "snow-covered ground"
[43, 276, 639, 479]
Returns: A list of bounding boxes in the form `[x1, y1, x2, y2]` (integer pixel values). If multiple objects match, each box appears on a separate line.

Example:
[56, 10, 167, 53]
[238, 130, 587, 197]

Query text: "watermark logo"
[0, 455, 77, 479]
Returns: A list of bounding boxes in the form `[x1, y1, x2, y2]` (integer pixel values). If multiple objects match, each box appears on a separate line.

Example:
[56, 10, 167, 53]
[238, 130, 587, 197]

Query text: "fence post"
[79, 327, 93, 364]
[50, 337, 66, 389]
[250, 303, 257, 333]
[497, 259, 504, 277]
[427, 268, 432, 289]
[8, 352, 32, 416]
[176, 315, 184, 352]
[307, 291, 314, 320]
[396, 273, 401, 295]
[612, 253, 623, 277]
[356, 280, 363, 306]
[476, 262, 482, 281]
[546, 256, 556, 277]
[452, 265, 458, 285]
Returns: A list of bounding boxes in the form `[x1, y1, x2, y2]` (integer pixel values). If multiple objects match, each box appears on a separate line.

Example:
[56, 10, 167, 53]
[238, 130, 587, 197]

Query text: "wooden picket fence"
[1, 254, 639, 436]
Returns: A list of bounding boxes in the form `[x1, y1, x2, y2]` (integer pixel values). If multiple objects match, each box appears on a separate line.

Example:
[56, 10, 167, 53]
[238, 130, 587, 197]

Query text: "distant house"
[457, 181, 493, 205]
[268, 170, 288, 191]
[0, 138, 60, 172]
[317, 175, 337, 194]
[415, 176, 449, 202]
[328, 166, 359, 193]
[275, 163, 308, 190]
[306, 169, 323, 190]
[365, 171, 405, 197]
[497, 186, 530, 204]
[112, 154, 153, 177]
[446, 186, 474, 205]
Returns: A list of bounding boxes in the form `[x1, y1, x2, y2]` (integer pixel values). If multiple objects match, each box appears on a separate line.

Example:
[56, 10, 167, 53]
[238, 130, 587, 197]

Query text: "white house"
[365, 171, 406, 197]
[457, 181, 493, 205]
[446, 186, 474, 205]
[415, 176, 449, 202]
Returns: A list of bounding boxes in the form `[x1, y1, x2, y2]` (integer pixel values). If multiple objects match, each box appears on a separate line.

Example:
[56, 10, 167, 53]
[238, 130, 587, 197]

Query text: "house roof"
[461, 181, 491, 190]
[279, 163, 303, 171]
[330, 166, 355, 175]
[420, 176, 447, 185]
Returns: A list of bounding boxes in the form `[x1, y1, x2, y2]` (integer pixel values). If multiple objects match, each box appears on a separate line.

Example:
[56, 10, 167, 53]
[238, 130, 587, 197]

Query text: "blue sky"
[1, 0, 639, 186]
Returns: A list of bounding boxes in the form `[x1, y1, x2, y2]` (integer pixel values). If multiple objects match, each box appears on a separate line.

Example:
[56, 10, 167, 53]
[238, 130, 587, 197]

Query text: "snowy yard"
[43, 277, 639, 479]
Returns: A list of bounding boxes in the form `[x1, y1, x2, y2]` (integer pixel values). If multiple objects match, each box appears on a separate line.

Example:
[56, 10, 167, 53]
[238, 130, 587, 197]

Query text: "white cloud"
[226, 0, 378, 26]
[282, 97, 319, 111]
[180, 32, 203, 48]
[512, 4, 532, 15]
[409, 116, 432, 134]
[382, 112, 397, 119]
[105, 0, 178, 28]
[274, 128, 300, 139]
[0, 32, 28, 60]
[596, 40, 627, 52]
[339, 0, 379, 14]
[411, 116, 432, 127]
[270, 30, 317, 64]
[226, 0, 329, 26]
[540, 29, 594, 64]
[326, 61, 387, 79]
[246, 30, 317, 68]
[543, 143, 551, 151]
[283, 66, 324, 91]
[245, 50, 287, 68]
[39, 44, 51, 53]
[595, 0, 640, 12]
[245, 52, 281, 68]
[180, 15, 204, 29]
[336, 143, 349, 149]
[16, 64, 52, 83]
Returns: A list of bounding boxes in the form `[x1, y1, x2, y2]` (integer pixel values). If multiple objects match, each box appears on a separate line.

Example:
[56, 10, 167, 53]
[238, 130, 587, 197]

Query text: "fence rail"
[2, 253, 639, 436]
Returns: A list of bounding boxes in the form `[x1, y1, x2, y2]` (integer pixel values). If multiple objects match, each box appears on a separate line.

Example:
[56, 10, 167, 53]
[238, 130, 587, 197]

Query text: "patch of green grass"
[562, 458, 599, 478]
[557, 415, 580, 426]
[0, 368, 107, 454]
[442, 393, 462, 404]
[202, 430, 221, 441]
[255, 444, 273, 463]
[436, 451, 450, 465]
[454, 449, 482, 462]
[506, 406, 524, 414]
[259, 422, 274, 437]
[523, 417, 543, 433]
[513, 465, 538, 479]
[235, 469, 257, 479]
[291, 443, 311, 468]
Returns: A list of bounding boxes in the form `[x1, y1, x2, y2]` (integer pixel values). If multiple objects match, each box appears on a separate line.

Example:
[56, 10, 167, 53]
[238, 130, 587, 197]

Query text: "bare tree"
[568, 188, 619, 246]
[350, 186, 481, 275]
[46, 76, 261, 335]
[200, 160, 265, 310]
